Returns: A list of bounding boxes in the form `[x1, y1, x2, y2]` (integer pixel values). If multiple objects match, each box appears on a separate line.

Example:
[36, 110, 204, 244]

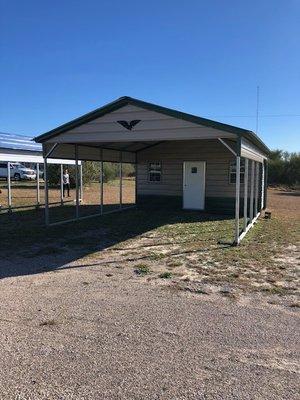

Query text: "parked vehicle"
[0, 162, 37, 180]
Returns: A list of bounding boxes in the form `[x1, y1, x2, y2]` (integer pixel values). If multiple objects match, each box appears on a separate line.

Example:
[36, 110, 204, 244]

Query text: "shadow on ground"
[0, 201, 234, 280]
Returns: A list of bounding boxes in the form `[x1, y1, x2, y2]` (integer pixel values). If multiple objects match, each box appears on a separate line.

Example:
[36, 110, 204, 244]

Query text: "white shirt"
[63, 173, 70, 184]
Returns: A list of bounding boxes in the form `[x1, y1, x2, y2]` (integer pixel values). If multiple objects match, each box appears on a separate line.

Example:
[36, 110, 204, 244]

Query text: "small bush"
[159, 272, 172, 279]
[135, 264, 151, 276]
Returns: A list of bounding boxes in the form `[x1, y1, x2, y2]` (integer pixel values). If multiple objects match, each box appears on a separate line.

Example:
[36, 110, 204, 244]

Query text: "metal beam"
[249, 160, 255, 221]
[119, 152, 123, 209]
[261, 161, 265, 210]
[60, 164, 64, 206]
[243, 158, 249, 232]
[44, 158, 49, 225]
[80, 163, 83, 202]
[135, 152, 138, 205]
[36, 163, 40, 208]
[45, 143, 59, 158]
[218, 138, 237, 156]
[7, 162, 12, 213]
[100, 149, 103, 214]
[234, 156, 241, 245]
[254, 162, 259, 216]
[75, 145, 79, 219]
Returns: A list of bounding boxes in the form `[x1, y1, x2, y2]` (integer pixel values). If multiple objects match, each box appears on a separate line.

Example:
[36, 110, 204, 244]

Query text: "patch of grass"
[260, 286, 287, 296]
[159, 271, 172, 279]
[134, 264, 151, 276]
[167, 260, 182, 268]
[148, 252, 166, 261]
[39, 319, 56, 327]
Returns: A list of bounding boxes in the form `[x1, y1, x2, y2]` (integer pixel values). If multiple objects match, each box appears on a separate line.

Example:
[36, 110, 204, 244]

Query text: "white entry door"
[183, 161, 206, 210]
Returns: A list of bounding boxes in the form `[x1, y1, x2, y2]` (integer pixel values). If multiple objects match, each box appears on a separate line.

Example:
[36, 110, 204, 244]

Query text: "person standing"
[62, 168, 70, 197]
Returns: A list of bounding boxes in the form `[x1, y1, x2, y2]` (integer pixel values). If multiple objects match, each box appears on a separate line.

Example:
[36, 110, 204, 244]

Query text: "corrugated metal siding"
[0, 132, 41, 151]
[137, 140, 238, 198]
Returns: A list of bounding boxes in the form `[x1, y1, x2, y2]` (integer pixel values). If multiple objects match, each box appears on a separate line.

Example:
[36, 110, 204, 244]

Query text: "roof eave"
[34, 96, 270, 155]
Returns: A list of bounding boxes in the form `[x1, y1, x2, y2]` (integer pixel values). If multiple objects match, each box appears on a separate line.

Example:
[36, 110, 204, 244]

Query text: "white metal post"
[80, 163, 83, 202]
[249, 160, 255, 221]
[135, 153, 137, 205]
[44, 158, 49, 225]
[261, 162, 265, 210]
[75, 145, 79, 219]
[100, 148, 104, 214]
[234, 156, 241, 245]
[60, 164, 64, 206]
[254, 162, 259, 216]
[7, 162, 12, 212]
[243, 158, 249, 232]
[36, 163, 40, 208]
[119, 152, 123, 209]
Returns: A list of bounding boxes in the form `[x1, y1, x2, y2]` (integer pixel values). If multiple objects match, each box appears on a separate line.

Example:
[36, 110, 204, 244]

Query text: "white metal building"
[35, 97, 270, 244]
[0, 132, 81, 212]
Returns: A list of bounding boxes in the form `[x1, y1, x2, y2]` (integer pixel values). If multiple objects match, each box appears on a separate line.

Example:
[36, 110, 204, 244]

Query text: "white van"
[0, 162, 37, 180]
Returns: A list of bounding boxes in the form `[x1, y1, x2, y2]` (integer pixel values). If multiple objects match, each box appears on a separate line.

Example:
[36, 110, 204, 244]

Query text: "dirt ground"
[0, 179, 135, 209]
[0, 188, 299, 399]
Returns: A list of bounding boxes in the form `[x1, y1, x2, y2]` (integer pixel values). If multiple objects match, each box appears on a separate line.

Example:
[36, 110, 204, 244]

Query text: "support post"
[7, 162, 12, 213]
[243, 158, 249, 232]
[261, 161, 265, 210]
[36, 163, 40, 208]
[263, 160, 268, 209]
[100, 161, 104, 214]
[135, 152, 138, 205]
[80, 163, 83, 202]
[234, 156, 241, 245]
[60, 164, 64, 206]
[100, 148, 103, 214]
[44, 158, 49, 225]
[119, 152, 122, 209]
[254, 162, 259, 216]
[249, 160, 255, 221]
[75, 145, 79, 219]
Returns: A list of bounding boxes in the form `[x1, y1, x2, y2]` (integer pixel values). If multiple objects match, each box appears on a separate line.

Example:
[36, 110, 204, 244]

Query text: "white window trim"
[148, 161, 162, 183]
[229, 160, 245, 184]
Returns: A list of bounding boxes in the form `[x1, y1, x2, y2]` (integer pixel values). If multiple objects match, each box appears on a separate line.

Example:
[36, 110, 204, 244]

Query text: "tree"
[268, 149, 300, 186]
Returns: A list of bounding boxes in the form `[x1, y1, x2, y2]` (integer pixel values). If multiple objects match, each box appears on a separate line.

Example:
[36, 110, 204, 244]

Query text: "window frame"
[148, 161, 162, 183]
[229, 159, 245, 184]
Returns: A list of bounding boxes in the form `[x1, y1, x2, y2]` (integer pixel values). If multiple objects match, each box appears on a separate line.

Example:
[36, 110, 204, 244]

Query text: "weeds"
[135, 264, 151, 276]
[159, 272, 172, 279]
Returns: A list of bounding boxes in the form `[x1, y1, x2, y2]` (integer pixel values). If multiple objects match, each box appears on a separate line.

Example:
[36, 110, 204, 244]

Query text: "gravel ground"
[0, 263, 299, 400]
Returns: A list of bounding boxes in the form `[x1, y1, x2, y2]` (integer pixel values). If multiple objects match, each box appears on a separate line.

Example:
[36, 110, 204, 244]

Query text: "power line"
[203, 114, 300, 118]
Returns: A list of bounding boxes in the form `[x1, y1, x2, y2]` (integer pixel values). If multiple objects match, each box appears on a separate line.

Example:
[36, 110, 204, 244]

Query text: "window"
[229, 160, 245, 184]
[148, 162, 161, 182]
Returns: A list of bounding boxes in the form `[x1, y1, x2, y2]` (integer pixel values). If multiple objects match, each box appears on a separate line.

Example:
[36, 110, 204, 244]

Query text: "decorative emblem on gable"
[117, 120, 141, 131]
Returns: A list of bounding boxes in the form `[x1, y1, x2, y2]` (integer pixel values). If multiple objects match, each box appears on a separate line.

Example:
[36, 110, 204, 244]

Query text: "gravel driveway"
[0, 262, 299, 400]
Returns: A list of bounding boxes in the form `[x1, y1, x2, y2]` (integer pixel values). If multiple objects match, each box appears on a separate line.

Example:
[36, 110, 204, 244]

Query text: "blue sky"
[1, 0, 299, 151]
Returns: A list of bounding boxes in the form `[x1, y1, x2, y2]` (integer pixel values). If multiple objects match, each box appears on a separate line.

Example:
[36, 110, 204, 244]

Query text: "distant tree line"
[268, 150, 300, 186]
[47, 161, 135, 187]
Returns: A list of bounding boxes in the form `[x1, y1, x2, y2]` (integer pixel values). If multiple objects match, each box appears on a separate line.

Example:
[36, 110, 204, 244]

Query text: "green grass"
[134, 264, 151, 276]
[159, 272, 172, 279]
[1, 190, 298, 296]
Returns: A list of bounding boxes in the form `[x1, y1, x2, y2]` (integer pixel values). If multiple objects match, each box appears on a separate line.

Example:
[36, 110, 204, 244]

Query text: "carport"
[35, 97, 269, 245]
[0, 132, 81, 212]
